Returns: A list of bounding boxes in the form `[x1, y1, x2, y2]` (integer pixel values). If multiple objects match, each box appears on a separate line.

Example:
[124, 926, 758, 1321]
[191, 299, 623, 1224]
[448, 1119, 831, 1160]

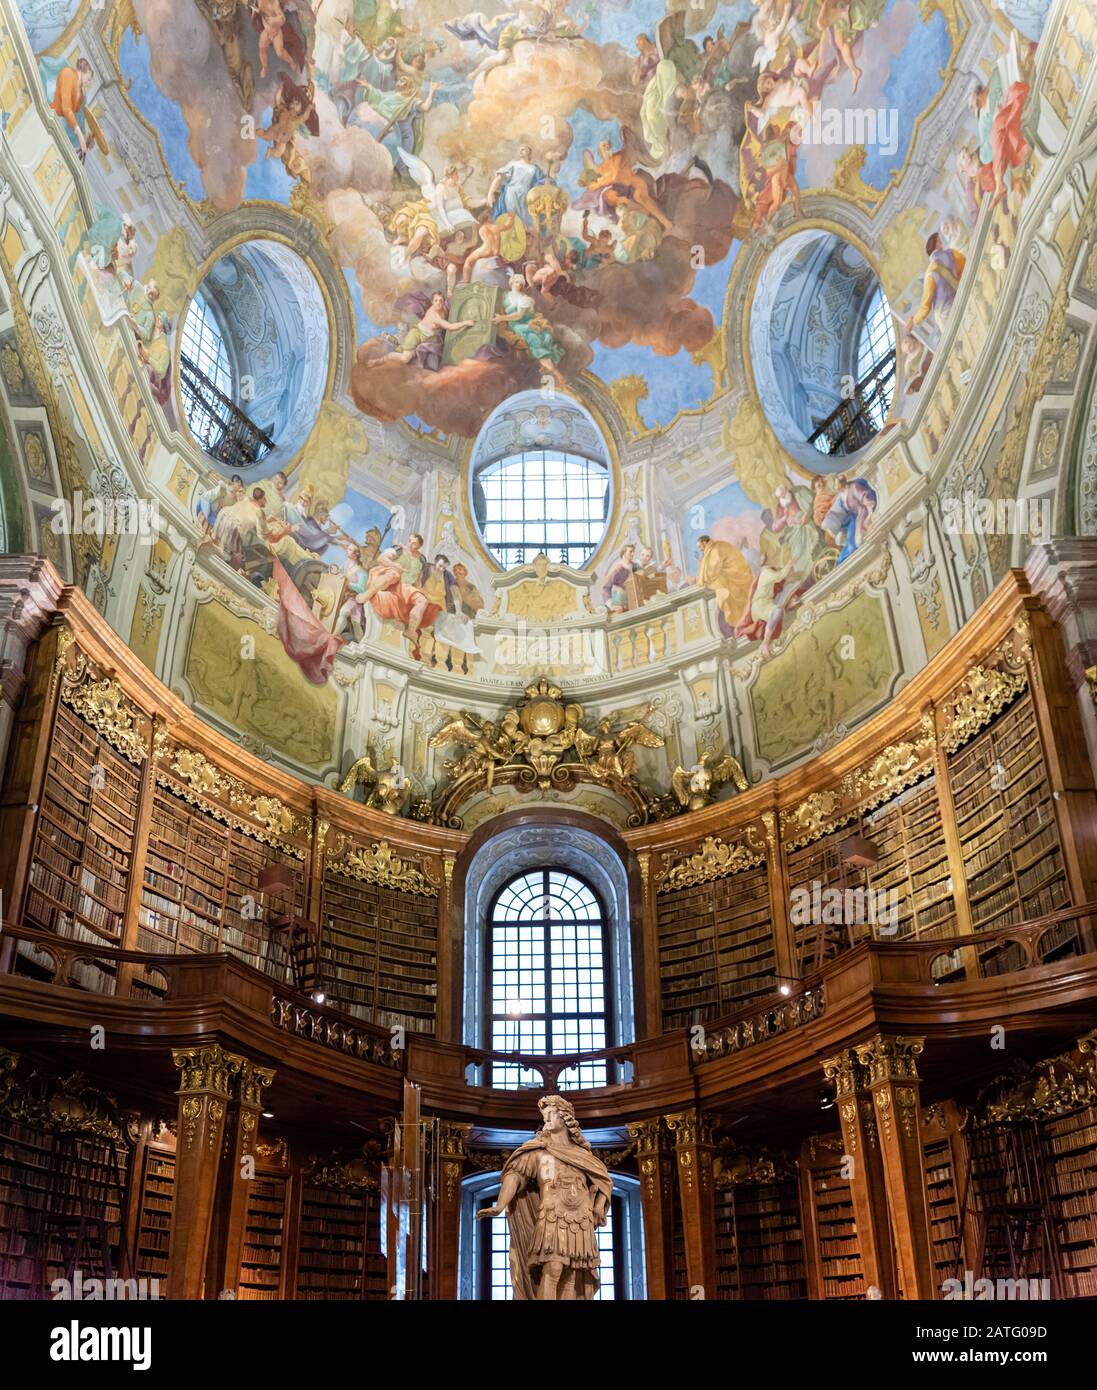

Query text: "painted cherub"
[250, 0, 302, 80]
[258, 72, 319, 183]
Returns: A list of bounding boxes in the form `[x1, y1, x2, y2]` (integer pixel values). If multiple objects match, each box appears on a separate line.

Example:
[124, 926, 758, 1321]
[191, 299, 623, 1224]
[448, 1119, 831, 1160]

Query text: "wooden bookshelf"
[239, 1174, 290, 1300]
[132, 1148, 174, 1286]
[137, 785, 302, 983]
[295, 1184, 386, 1300]
[735, 1180, 807, 1299]
[23, 704, 141, 960]
[1039, 1106, 1097, 1298]
[947, 692, 1071, 971]
[319, 870, 438, 1035]
[785, 773, 956, 975]
[805, 1157, 865, 1300]
[924, 1134, 963, 1291]
[0, 1115, 129, 1299]
[713, 1185, 740, 1298]
[655, 860, 775, 1031]
[714, 1178, 807, 1300]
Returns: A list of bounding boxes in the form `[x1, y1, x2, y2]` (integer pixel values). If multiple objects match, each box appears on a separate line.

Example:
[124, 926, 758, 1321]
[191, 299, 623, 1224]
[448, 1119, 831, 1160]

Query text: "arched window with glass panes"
[486, 868, 611, 1089]
[472, 450, 609, 570]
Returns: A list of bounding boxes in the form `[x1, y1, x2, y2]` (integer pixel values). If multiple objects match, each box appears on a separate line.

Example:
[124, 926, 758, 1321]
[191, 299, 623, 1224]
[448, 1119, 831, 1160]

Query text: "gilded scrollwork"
[57, 638, 149, 764]
[974, 1030, 1097, 1125]
[853, 1035, 925, 1087]
[154, 735, 310, 854]
[655, 834, 764, 892]
[940, 663, 1029, 753]
[325, 838, 439, 898]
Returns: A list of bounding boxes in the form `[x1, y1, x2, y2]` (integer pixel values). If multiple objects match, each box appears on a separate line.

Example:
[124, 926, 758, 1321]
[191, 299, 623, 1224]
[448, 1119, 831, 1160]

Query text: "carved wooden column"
[822, 1048, 899, 1299]
[433, 1120, 470, 1300]
[1025, 539, 1097, 790]
[761, 807, 797, 983]
[664, 1109, 716, 1298]
[0, 556, 63, 780]
[628, 1118, 675, 1299]
[853, 1034, 936, 1300]
[205, 1058, 276, 1298]
[636, 852, 660, 1037]
[436, 852, 457, 1041]
[167, 1045, 242, 1300]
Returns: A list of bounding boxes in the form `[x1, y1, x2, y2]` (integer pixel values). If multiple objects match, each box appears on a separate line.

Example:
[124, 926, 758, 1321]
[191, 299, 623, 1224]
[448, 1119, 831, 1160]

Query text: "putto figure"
[477, 1094, 612, 1300]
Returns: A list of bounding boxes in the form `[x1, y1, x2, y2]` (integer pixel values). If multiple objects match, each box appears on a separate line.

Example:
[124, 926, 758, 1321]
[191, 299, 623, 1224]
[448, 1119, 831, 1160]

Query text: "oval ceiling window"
[179, 239, 328, 474]
[750, 230, 896, 466]
[468, 392, 611, 571]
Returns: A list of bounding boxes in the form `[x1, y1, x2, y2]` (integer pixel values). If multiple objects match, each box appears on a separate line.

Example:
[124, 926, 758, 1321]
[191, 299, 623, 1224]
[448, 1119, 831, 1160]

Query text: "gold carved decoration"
[974, 1030, 1097, 1126]
[304, 1146, 382, 1192]
[429, 679, 666, 828]
[256, 1137, 290, 1168]
[780, 711, 937, 849]
[326, 838, 439, 898]
[656, 834, 764, 893]
[940, 663, 1029, 753]
[664, 1110, 715, 1150]
[154, 734, 309, 854]
[172, 1044, 243, 1097]
[0, 1052, 126, 1143]
[57, 636, 149, 764]
[853, 1035, 925, 1087]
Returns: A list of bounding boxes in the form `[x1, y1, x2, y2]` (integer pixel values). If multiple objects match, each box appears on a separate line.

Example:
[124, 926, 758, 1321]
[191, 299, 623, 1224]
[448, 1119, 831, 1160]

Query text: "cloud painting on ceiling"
[23, 0, 1004, 439]
[17, 0, 1051, 694]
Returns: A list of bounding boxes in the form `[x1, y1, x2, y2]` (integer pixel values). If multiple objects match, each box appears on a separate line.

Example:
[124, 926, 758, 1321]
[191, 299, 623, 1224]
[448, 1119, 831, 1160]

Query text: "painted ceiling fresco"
[21, 0, 1042, 438]
[10, 0, 1056, 722]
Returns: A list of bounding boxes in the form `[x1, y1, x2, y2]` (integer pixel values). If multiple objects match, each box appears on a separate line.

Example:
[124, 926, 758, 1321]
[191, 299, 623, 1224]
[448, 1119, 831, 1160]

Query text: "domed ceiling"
[3, 0, 1088, 804]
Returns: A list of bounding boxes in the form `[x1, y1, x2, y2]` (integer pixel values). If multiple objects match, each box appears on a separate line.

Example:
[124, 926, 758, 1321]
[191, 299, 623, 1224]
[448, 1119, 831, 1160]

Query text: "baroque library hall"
[1, 0, 1097, 1349]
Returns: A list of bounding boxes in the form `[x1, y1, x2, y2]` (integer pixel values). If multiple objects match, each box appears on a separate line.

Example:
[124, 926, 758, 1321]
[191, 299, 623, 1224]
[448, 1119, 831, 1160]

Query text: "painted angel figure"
[574, 707, 664, 781]
[476, 1094, 611, 1300]
[428, 713, 514, 787]
[671, 750, 749, 811]
[339, 748, 408, 815]
[396, 148, 478, 240]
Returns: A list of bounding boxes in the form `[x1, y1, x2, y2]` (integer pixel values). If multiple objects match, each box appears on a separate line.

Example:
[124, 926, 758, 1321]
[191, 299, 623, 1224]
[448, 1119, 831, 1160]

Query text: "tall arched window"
[487, 869, 610, 1089]
[472, 450, 609, 570]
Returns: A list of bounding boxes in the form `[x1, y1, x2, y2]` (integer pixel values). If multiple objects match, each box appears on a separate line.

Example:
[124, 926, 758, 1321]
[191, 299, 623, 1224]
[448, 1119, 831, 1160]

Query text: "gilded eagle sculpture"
[671, 749, 749, 811]
[339, 746, 409, 815]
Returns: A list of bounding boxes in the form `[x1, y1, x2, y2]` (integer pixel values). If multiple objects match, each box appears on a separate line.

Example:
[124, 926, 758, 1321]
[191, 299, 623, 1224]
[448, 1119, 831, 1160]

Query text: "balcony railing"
[179, 353, 275, 468]
[809, 348, 896, 456]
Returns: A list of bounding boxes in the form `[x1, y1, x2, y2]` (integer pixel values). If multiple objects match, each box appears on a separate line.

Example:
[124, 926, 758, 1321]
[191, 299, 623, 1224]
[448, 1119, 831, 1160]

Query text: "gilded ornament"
[59, 652, 148, 764]
[656, 834, 764, 892]
[940, 664, 1028, 753]
[853, 1035, 925, 1086]
[326, 839, 439, 897]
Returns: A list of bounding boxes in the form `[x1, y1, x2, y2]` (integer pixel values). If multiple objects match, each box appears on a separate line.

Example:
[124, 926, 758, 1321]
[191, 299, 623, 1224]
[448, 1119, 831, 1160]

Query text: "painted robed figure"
[477, 1094, 612, 1300]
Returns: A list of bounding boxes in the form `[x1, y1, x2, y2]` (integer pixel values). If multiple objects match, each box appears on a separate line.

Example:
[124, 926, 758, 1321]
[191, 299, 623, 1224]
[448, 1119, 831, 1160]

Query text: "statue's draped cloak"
[501, 1134, 613, 1300]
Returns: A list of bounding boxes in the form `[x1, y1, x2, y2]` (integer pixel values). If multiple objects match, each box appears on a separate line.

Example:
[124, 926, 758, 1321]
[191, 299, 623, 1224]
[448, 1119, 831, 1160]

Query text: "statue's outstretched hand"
[476, 1205, 500, 1221]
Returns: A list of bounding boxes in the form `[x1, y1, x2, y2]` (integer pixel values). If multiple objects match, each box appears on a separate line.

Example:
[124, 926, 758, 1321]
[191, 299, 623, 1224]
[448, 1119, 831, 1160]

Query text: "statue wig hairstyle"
[538, 1094, 593, 1152]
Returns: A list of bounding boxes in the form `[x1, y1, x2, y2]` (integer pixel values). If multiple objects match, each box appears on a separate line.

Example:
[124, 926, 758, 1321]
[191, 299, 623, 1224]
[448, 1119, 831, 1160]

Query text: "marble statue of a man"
[477, 1093, 612, 1300]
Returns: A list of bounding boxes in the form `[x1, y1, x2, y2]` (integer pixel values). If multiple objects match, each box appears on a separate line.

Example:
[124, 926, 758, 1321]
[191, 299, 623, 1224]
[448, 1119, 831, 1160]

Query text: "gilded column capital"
[627, 1117, 666, 1154]
[853, 1034, 925, 1087]
[437, 1121, 473, 1160]
[821, 1049, 859, 1099]
[637, 852, 650, 892]
[663, 1109, 715, 1149]
[172, 1045, 244, 1096]
[237, 1059, 277, 1108]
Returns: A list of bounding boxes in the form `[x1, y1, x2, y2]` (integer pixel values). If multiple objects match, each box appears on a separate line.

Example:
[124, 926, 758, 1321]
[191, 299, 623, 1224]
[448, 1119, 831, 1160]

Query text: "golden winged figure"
[339, 746, 409, 815]
[576, 707, 665, 781]
[428, 713, 515, 788]
[671, 750, 749, 811]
